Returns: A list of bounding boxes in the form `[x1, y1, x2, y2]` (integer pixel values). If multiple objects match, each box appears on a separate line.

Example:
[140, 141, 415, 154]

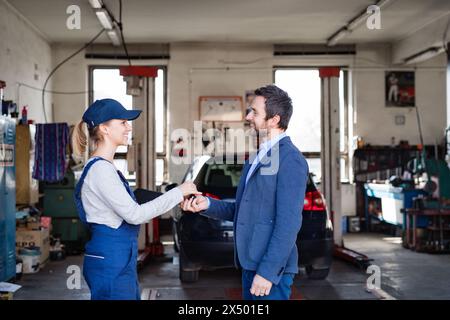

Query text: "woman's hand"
[178, 181, 201, 197]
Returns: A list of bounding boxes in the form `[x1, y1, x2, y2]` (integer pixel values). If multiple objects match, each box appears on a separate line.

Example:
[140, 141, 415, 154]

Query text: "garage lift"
[119, 66, 164, 267]
[319, 67, 372, 269]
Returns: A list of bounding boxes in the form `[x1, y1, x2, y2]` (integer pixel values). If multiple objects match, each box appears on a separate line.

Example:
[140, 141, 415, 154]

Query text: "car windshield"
[203, 163, 243, 188]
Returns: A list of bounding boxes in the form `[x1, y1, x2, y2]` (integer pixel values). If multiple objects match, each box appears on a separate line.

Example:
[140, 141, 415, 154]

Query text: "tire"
[179, 247, 199, 283]
[173, 222, 180, 253]
[305, 265, 330, 280]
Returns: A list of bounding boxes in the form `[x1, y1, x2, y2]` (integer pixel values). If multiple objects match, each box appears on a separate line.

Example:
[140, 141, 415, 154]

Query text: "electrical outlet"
[395, 115, 405, 125]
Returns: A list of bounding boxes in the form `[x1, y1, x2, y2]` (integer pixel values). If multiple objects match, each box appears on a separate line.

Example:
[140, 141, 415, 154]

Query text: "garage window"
[274, 68, 351, 182]
[90, 66, 167, 187]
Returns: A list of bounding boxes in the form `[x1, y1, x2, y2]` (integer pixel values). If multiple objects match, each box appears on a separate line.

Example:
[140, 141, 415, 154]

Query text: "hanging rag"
[32, 123, 69, 182]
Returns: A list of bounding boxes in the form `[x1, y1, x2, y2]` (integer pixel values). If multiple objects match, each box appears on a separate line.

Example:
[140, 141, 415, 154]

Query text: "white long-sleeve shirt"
[80, 158, 183, 229]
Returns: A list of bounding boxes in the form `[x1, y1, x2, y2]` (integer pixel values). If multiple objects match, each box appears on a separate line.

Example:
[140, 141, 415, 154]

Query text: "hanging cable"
[19, 82, 92, 95]
[101, 1, 131, 65]
[415, 105, 424, 148]
[118, 25, 131, 66]
[118, 0, 131, 66]
[119, 0, 123, 24]
[41, 28, 105, 122]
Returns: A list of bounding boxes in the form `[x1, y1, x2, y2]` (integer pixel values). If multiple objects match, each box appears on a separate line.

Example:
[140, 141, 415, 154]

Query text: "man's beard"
[251, 124, 269, 140]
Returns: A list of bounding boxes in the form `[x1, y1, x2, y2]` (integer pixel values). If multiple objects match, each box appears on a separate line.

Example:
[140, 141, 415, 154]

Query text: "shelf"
[427, 226, 450, 231]
[404, 208, 450, 216]
[413, 247, 450, 254]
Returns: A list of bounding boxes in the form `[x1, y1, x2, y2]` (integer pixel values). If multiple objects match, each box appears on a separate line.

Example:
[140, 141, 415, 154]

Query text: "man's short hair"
[254, 85, 293, 130]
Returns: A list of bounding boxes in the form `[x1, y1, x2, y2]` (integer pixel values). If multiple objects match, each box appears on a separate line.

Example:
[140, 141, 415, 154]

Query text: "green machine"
[407, 151, 450, 208]
[406, 109, 450, 207]
[424, 159, 450, 202]
[43, 169, 89, 254]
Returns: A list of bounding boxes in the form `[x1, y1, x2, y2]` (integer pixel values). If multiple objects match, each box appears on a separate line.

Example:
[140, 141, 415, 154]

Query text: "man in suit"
[181, 85, 309, 300]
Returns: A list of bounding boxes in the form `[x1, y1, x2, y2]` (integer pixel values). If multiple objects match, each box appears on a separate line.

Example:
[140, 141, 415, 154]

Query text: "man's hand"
[250, 274, 273, 297]
[180, 195, 209, 212]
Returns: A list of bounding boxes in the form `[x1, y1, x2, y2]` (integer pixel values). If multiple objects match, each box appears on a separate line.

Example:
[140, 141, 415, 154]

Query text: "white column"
[320, 68, 342, 246]
[126, 76, 156, 250]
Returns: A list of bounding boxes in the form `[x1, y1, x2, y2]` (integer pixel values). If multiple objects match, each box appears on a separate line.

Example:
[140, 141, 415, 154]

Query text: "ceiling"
[6, 0, 450, 44]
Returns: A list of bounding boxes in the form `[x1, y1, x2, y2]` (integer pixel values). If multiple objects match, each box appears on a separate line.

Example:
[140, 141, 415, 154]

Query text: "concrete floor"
[343, 233, 450, 300]
[11, 232, 450, 300]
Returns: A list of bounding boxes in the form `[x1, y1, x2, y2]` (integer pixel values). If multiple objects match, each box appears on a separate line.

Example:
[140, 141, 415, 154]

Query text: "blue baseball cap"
[82, 99, 142, 129]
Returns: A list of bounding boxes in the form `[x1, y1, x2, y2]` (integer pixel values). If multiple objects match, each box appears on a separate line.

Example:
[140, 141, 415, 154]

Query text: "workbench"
[364, 183, 426, 231]
[403, 208, 450, 253]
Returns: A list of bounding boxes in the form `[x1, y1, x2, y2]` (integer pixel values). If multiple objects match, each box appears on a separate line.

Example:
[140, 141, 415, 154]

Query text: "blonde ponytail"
[72, 121, 88, 158]
[71, 120, 104, 160]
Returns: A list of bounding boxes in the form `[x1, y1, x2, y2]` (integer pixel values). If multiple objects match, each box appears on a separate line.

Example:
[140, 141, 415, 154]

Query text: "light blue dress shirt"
[245, 132, 287, 185]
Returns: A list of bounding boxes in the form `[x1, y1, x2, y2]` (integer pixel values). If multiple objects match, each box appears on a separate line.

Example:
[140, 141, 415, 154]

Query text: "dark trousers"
[241, 269, 294, 300]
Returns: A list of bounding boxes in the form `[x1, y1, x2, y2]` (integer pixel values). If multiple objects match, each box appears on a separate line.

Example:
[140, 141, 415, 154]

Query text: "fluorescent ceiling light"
[347, 13, 370, 31]
[88, 0, 103, 9]
[327, 0, 394, 45]
[107, 29, 121, 46]
[91, 3, 119, 46]
[327, 28, 351, 46]
[376, 0, 393, 9]
[404, 46, 445, 64]
[95, 9, 114, 29]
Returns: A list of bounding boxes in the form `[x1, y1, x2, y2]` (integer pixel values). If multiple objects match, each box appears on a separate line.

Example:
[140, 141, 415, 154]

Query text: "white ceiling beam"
[392, 13, 450, 65]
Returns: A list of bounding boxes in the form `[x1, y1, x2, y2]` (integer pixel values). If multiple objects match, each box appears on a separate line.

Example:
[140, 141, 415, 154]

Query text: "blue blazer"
[202, 136, 309, 285]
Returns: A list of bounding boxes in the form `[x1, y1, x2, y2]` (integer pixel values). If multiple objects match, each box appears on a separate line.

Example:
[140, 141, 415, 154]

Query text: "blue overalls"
[74, 157, 141, 300]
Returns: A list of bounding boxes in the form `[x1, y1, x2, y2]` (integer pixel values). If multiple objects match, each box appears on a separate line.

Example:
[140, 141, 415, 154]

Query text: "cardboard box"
[16, 228, 50, 267]
[15, 124, 39, 205]
[26, 221, 41, 230]
[16, 216, 52, 231]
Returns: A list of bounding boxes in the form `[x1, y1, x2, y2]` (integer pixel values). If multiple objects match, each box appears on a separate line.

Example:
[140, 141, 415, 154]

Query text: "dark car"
[168, 155, 334, 282]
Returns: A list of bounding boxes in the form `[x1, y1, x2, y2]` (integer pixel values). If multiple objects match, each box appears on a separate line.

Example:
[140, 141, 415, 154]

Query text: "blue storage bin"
[0, 116, 16, 282]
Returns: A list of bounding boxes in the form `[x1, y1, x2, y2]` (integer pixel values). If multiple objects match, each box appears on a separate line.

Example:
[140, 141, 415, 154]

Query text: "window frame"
[272, 66, 351, 182]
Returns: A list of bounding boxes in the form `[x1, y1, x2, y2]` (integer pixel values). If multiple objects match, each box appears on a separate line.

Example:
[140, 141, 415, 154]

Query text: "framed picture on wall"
[385, 71, 415, 107]
[199, 96, 243, 121]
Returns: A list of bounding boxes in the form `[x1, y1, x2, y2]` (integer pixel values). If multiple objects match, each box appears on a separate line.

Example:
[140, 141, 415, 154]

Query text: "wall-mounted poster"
[385, 71, 415, 107]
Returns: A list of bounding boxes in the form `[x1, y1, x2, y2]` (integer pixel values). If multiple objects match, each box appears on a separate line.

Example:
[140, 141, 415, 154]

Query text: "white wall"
[341, 183, 356, 216]
[51, 44, 88, 126]
[0, 0, 52, 123]
[353, 43, 447, 146]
